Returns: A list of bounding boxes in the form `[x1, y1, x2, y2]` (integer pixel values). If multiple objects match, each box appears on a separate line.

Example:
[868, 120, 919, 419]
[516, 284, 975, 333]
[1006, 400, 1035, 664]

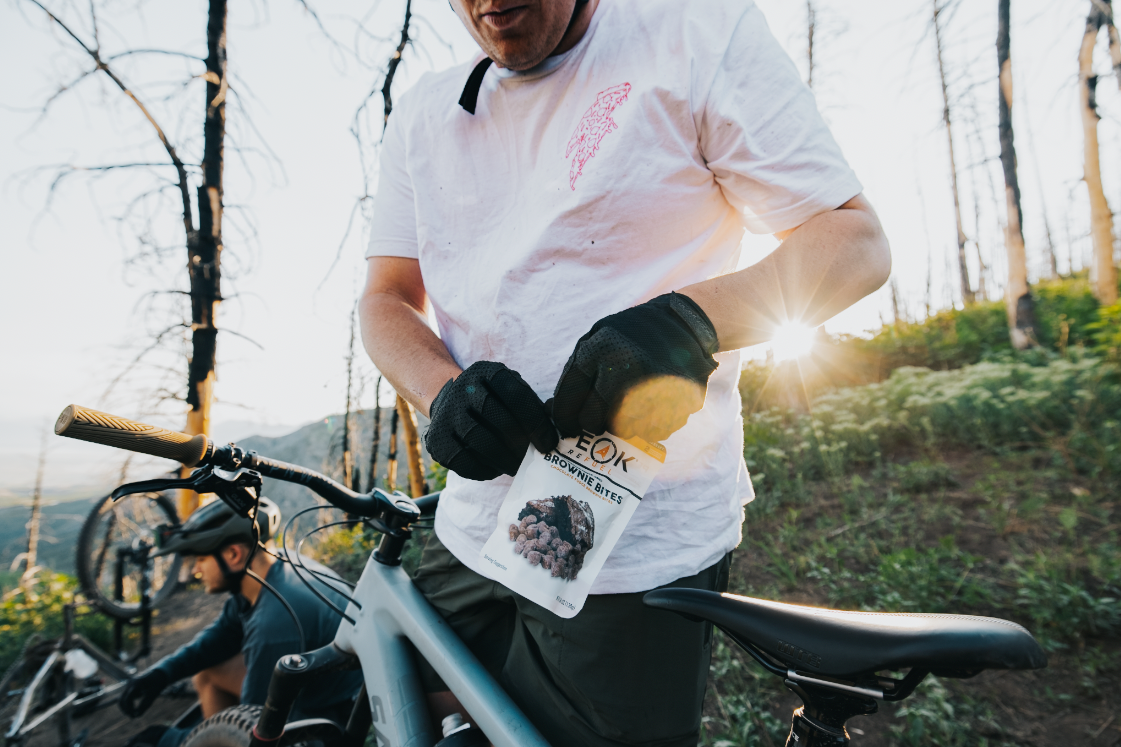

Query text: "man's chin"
[490, 47, 549, 71]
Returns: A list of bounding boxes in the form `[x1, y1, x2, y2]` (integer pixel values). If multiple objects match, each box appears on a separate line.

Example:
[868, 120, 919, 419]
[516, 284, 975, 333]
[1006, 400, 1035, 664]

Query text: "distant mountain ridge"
[240, 407, 431, 518]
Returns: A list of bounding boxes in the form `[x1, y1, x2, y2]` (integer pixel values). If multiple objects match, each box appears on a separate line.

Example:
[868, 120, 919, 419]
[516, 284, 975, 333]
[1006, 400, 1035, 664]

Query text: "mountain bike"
[0, 547, 156, 747]
[54, 404, 1048, 746]
[76, 482, 182, 619]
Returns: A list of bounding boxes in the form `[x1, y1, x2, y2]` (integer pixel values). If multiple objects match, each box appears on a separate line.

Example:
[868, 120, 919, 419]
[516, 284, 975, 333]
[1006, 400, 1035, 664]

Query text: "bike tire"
[180, 705, 259, 747]
[181, 706, 326, 747]
[76, 490, 182, 620]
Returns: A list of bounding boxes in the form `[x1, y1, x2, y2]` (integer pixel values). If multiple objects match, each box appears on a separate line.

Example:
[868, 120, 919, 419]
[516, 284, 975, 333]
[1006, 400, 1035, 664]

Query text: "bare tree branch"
[23, 0, 198, 244]
[219, 327, 265, 350]
[107, 49, 205, 62]
[97, 322, 191, 405]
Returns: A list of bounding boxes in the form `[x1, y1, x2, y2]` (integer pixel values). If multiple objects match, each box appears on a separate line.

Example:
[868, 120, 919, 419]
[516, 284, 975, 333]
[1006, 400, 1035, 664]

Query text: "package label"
[478, 431, 665, 618]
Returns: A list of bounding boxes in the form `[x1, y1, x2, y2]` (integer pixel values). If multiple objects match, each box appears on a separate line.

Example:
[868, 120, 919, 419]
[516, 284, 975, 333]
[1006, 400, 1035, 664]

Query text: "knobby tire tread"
[181, 705, 260, 747]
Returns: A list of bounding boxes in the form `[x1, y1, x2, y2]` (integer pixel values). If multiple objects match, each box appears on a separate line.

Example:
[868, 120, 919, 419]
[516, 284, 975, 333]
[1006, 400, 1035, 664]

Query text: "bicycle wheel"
[76, 490, 182, 620]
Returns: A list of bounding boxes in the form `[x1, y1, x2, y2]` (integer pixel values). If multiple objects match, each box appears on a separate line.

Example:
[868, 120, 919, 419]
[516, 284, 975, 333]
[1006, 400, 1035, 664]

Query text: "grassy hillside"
[705, 355, 1121, 746]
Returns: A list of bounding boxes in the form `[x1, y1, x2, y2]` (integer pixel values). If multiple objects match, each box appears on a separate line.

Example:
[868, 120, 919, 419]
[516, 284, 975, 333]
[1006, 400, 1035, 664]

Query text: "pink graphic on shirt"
[565, 83, 632, 190]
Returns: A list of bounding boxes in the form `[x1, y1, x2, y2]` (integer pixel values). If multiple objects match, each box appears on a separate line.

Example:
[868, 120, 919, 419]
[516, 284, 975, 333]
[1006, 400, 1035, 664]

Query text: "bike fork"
[251, 644, 363, 746]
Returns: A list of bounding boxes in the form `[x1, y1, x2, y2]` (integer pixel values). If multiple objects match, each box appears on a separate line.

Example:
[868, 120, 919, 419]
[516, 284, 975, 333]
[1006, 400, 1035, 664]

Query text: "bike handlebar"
[55, 404, 211, 467]
[250, 455, 381, 517]
[54, 404, 435, 525]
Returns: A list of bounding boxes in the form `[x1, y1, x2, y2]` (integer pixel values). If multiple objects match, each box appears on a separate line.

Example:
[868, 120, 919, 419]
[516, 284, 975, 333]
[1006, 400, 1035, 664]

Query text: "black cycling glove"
[425, 361, 559, 481]
[118, 668, 170, 718]
[552, 292, 719, 441]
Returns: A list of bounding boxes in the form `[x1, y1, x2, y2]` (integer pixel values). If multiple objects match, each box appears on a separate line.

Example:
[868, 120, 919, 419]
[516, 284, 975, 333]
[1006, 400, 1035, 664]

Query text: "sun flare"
[771, 322, 817, 362]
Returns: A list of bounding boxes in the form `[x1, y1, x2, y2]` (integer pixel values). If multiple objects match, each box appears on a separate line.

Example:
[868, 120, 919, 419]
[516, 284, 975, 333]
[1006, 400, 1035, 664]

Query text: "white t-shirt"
[366, 0, 862, 594]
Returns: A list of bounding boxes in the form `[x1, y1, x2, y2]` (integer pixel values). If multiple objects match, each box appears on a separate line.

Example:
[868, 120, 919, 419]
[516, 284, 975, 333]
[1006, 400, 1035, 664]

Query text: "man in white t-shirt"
[359, 0, 890, 743]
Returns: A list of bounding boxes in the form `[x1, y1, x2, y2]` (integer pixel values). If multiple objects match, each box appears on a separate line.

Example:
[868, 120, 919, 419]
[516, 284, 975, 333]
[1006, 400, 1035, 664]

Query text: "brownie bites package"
[478, 431, 666, 618]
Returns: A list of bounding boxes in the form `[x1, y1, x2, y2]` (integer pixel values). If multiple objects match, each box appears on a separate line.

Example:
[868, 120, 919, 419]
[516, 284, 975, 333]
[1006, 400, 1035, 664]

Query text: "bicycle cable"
[283, 511, 366, 606]
[257, 542, 357, 589]
[244, 567, 306, 653]
[225, 490, 308, 652]
[281, 505, 358, 623]
[295, 520, 370, 590]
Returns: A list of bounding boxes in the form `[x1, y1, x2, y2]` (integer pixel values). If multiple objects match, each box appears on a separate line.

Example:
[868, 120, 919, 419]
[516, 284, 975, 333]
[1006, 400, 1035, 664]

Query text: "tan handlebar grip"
[54, 405, 210, 467]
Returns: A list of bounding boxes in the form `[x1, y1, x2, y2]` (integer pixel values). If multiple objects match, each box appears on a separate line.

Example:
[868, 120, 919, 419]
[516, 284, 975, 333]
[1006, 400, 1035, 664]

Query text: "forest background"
[1, 0, 1121, 744]
[2, 0, 1117, 495]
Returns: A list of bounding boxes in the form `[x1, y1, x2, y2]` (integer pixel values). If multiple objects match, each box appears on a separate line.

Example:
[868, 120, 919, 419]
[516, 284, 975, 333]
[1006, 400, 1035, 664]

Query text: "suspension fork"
[250, 644, 361, 746]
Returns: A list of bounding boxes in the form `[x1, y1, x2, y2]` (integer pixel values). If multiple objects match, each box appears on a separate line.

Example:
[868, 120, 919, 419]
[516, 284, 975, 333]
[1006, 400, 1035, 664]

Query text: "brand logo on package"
[574, 433, 631, 470]
[565, 82, 631, 190]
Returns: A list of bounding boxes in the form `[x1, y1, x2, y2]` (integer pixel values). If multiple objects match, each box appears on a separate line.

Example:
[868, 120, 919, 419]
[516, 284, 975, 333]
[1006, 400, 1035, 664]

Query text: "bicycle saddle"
[643, 589, 1046, 679]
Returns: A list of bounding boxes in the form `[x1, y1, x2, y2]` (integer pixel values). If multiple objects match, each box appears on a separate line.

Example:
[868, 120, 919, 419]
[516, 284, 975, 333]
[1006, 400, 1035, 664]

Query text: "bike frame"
[330, 550, 549, 747]
[5, 605, 135, 747]
[5, 544, 155, 747]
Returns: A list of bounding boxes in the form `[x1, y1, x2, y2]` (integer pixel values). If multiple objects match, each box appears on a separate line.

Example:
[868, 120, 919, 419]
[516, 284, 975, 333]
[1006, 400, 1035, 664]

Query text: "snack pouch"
[478, 431, 666, 618]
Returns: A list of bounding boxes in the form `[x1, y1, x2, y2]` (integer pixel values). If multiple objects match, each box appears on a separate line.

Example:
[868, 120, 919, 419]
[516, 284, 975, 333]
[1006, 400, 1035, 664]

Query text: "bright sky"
[1, 0, 1117, 489]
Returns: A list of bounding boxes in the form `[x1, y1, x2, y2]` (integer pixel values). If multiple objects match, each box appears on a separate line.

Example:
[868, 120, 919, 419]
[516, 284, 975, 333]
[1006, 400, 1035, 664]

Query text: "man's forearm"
[359, 289, 461, 417]
[680, 194, 891, 351]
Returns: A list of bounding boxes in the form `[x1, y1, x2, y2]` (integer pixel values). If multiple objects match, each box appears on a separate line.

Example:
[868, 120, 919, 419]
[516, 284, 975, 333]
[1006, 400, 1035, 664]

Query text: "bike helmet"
[153, 497, 281, 558]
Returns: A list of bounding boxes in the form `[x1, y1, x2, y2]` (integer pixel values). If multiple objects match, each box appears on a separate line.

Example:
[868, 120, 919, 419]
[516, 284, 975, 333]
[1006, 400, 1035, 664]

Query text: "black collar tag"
[459, 57, 494, 115]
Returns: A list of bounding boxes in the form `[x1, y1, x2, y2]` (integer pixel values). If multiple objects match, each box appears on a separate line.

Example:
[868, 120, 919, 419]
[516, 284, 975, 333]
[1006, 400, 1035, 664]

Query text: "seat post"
[783, 680, 878, 746]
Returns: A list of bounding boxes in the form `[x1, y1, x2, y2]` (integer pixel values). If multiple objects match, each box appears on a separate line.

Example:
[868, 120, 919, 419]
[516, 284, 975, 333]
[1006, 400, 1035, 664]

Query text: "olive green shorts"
[411, 531, 732, 747]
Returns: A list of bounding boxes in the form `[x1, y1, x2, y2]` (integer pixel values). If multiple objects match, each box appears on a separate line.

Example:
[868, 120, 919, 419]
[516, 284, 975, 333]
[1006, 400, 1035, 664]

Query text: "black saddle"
[644, 589, 1046, 683]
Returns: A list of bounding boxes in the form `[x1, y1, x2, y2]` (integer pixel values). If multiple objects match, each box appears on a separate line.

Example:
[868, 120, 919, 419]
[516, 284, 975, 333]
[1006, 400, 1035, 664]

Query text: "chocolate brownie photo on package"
[479, 431, 665, 618]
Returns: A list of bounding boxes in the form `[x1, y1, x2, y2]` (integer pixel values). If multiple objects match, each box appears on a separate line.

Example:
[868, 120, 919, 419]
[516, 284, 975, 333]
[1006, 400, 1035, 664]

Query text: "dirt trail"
[27, 587, 225, 747]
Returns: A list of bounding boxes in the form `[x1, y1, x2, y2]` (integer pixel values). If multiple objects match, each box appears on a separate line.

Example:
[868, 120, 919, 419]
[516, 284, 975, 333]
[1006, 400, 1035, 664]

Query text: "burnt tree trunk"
[998, 0, 1036, 348]
[1080, 0, 1119, 305]
[386, 405, 400, 492]
[341, 306, 357, 489]
[21, 431, 48, 585]
[932, 0, 974, 305]
[181, 0, 228, 518]
[367, 376, 383, 492]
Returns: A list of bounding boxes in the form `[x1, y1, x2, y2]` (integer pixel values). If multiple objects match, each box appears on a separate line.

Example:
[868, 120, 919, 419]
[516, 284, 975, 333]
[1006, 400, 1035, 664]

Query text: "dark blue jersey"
[153, 555, 361, 721]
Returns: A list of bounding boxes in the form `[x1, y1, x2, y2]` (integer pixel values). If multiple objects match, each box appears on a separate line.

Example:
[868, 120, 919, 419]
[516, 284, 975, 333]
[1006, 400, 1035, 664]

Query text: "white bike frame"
[331, 552, 550, 747]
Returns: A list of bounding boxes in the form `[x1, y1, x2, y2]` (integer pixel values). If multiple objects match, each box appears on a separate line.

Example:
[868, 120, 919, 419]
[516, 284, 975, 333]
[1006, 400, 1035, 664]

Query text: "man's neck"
[238, 552, 277, 607]
[550, 0, 599, 59]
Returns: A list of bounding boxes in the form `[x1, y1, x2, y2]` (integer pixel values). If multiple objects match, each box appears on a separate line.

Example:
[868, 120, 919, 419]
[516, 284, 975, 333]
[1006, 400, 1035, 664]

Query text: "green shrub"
[0, 573, 113, 674]
[314, 525, 379, 581]
[744, 357, 1121, 494]
[848, 301, 1011, 373]
[315, 524, 431, 582]
[1089, 301, 1121, 363]
[701, 638, 791, 747]
[738, 275, 1121, 416]
[1032, 274, 1103, 351]
[890, 677, 1006, 747]
[1011, 559, 1121, 645]
[895, 460, 956, 493]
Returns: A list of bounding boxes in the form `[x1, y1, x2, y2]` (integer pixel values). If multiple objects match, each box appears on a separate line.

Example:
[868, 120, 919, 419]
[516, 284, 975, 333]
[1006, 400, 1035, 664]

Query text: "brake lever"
[112, 466, 264, 518]
[112, 477, 197, 500]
